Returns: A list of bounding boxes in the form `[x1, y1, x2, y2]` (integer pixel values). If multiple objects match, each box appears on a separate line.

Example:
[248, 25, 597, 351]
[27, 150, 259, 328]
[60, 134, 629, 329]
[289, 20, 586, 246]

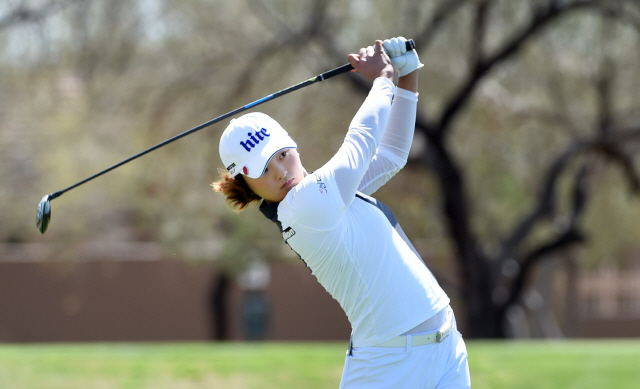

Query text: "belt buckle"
[436, 329, 449, 342]
[436, 308, 453, 342]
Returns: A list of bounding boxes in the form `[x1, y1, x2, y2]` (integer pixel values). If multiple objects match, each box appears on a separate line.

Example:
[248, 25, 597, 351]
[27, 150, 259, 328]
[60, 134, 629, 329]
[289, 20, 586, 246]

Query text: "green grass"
[0, 340, 638, 388]
[469, 340, 640, 389]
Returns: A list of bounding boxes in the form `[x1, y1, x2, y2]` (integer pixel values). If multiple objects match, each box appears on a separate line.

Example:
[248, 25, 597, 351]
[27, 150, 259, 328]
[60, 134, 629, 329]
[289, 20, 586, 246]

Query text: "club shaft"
[48, 63, 355, 200]
[46, 38, 417, 200]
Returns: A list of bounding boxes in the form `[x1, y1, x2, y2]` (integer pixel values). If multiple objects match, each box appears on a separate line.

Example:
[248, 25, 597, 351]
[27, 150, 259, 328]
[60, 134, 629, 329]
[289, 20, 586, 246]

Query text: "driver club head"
[36, 195, 52, 234]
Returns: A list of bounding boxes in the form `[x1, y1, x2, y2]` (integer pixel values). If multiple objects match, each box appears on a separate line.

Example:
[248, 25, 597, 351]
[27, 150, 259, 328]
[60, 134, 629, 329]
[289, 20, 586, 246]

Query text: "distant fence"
[2, 243, 640, 341]
[578, 268, 640, 319]
[0, 243, 350, 343]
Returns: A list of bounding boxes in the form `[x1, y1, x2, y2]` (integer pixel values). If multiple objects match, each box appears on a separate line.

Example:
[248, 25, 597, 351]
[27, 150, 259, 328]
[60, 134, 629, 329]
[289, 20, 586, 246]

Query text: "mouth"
[282, 178, 295, 190]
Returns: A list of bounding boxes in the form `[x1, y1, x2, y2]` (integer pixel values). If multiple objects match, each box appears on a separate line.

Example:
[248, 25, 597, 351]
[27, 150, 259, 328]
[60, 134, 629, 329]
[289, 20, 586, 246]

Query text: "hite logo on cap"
[240, 128, 270, 152]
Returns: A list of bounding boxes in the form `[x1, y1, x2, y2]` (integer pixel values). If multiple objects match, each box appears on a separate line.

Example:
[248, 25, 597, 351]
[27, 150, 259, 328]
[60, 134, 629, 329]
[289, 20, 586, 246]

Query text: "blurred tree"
[3, 0, 640, 338]
[243, 0, 640, 337]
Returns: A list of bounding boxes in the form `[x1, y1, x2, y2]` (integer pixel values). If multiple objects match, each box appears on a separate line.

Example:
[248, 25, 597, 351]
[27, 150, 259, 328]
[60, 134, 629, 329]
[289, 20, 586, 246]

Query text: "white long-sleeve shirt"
[260, 77, 449, 347]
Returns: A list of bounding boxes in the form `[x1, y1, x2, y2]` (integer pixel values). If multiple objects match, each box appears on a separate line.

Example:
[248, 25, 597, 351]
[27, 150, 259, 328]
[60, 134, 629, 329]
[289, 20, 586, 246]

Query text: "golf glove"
[383, 36, 423, 77]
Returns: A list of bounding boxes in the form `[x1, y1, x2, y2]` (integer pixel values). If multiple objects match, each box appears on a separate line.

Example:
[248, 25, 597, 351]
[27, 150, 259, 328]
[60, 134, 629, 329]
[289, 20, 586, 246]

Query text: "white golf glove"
[383, 36, 423, 77]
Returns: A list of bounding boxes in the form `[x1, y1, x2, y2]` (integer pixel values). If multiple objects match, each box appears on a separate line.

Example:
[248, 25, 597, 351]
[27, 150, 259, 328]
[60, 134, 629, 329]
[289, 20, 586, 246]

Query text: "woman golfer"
[213, 37, 470, 388]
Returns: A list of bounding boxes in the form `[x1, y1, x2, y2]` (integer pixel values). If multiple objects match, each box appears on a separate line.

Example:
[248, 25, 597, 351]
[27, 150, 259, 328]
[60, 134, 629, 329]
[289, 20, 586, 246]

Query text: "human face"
[244, 148, 306, 203]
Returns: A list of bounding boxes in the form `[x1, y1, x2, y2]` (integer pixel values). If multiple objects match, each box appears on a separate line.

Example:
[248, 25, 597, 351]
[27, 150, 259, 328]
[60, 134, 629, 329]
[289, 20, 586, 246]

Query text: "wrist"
[379, 66, 394, 81]
[397, 70, 418, 93]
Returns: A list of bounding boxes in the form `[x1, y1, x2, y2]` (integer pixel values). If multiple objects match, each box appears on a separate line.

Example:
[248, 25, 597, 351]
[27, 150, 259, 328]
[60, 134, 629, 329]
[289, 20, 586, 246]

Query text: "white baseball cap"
[219, 112, 297, 179]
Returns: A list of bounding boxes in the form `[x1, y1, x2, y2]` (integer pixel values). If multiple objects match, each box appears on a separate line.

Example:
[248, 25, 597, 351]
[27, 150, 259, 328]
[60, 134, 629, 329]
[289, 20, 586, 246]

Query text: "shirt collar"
[259, 200, 280, 225]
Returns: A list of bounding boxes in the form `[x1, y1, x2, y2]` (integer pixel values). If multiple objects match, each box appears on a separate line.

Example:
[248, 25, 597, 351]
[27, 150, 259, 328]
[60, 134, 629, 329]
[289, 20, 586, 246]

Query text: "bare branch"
[469, 0, 489, 69]
[437, 0, 603, 137]
[498, 140, 588, 263]
[500, 228, 585, 317]
[499, 158, 592, 316]
[414, 0, 471, 51]
[597, 142, 640, 193]
[569, 164, 590, 225]
[0, 0, 76, 30]
[498, 124, 640, 266]
[497, 1, 640, 265]
[232, 0, 333, 100]
[595, 19, 616, 137]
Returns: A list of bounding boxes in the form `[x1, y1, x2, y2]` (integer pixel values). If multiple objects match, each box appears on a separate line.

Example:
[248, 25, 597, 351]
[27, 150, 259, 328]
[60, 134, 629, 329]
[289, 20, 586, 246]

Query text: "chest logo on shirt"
[315, 175, 327, 194]
[283, 227, 296, 241]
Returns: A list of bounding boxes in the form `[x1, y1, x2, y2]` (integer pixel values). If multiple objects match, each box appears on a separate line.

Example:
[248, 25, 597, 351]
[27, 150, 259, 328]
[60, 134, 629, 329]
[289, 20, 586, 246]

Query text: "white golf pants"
[339, 312, 471, 388]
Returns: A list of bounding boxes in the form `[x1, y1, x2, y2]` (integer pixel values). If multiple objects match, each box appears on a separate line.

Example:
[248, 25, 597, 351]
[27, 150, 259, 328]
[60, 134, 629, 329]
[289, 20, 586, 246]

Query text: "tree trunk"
[210, 272, 230, 341]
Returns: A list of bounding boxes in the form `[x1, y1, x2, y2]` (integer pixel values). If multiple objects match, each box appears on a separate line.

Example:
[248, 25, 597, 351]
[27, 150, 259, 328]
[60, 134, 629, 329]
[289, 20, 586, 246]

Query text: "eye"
[280, 151, 287, 159]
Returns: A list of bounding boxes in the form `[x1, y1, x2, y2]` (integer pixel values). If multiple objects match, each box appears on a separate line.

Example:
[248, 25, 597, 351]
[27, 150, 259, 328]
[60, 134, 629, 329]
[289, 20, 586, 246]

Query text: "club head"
[36, 195, 51, 234]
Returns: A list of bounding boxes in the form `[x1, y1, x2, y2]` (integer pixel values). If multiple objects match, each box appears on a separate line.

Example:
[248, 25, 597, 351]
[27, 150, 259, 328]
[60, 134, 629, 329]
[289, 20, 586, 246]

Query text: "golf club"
[36, 39, 416, 234]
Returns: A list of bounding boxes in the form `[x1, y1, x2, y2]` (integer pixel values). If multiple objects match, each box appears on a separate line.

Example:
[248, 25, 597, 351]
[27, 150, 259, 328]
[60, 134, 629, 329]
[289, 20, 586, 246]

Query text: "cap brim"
[243, 138, 297, 179]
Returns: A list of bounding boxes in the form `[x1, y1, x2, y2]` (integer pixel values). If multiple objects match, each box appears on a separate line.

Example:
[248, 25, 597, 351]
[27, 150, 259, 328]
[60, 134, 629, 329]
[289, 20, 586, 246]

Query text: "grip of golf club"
[385, 38, 416, 57]
[405, 39, 416, 51]
[322, 39, 416, 80]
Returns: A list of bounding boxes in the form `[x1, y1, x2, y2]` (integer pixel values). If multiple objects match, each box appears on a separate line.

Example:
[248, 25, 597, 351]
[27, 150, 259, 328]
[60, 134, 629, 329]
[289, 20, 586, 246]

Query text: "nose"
[273, 164, 287, 180]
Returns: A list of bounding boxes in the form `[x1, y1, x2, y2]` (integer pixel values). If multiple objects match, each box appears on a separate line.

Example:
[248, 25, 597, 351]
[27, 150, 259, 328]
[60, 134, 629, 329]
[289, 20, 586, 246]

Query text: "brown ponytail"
[211, 171, 262, 211]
